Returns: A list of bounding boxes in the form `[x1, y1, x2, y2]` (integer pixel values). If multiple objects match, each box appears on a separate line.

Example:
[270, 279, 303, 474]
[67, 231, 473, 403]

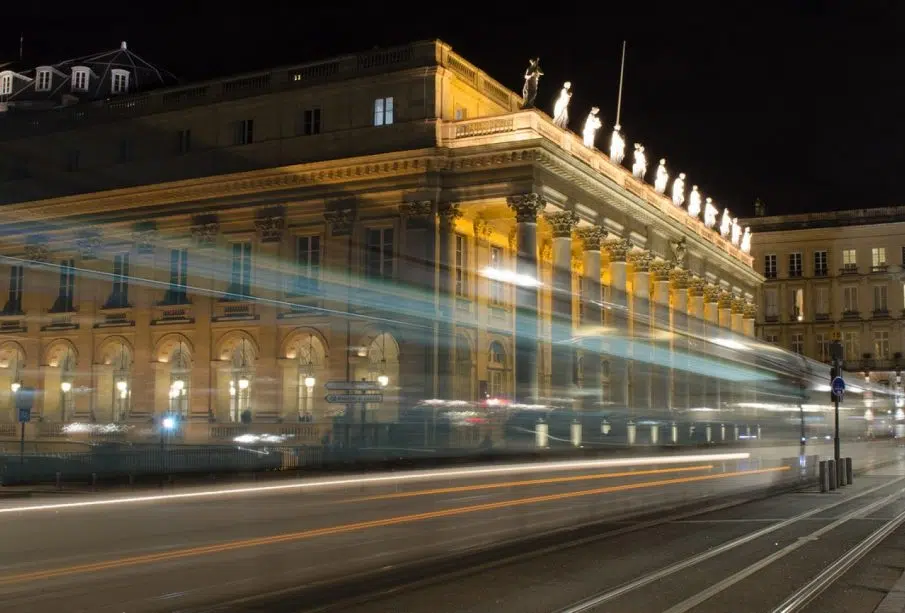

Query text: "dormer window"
[110, 69, 129, 95]
[35, 68, 52, 92]
[0, 72, 12, 96]
[71, 67, 89, 92]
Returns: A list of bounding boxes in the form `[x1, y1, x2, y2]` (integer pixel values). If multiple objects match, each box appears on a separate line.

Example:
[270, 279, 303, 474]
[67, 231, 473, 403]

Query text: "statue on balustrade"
[654, 158, 669, 193]
[582, 107, 602, 148]
[730, 217, 742, 246]
[521, 58, 543, 109]
[719, 208, 732, 238]
[687, 185, 702, 218]
[740, 227, 752, 253]
[552, 81, 572, 128]
[670, 237, 687, 268]
[671, 172, 686, 207]
[632, 143, 647, 179]
[703, 197, 719, 228]
[610, 124, 625, 164]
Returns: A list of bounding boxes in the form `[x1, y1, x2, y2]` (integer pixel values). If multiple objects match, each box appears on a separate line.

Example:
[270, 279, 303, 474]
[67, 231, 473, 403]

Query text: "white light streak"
[0, 452, 751, 515]
[480, 266, 542, 287]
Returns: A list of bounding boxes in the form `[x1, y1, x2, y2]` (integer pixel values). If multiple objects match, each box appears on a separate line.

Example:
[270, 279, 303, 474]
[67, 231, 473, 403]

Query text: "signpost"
[15, 387, 34, 464]
[326, 380, 385, 447]
[829, 340, 844, 473]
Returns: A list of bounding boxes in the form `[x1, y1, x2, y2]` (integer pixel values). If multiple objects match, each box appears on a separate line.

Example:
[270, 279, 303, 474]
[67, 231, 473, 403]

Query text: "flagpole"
[615, 40, 626, 126]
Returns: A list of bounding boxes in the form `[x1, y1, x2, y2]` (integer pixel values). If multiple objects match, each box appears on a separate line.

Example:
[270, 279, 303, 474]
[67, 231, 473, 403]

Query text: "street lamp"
[60, 381, 72, 393]
[116, 379, 128, 397]
[238, 377, 249, 390]
[304, 374, 316, 390]
[377, 373, 389, 387]
[10, 381, 21, 393]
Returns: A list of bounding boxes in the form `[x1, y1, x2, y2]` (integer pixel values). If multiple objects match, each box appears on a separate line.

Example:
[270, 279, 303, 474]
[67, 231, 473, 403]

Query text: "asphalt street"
[0, 441, 899, 613]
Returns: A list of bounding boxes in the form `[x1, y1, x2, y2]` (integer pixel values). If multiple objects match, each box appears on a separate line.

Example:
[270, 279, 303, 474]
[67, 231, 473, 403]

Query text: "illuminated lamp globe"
[304, 375, 316, 389]
[116, 380, 128, 393]
[60, 381, 72, 393]
[10, 382, 20, 393]
[377, 374, 389, 387]
[172, 379, 185, 391]
[238, 378, 250, 390]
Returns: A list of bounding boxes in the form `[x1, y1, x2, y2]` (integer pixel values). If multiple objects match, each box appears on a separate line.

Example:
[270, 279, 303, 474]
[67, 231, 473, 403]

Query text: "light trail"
[0, 465, 786, 586]
[0, 452, 750, 514]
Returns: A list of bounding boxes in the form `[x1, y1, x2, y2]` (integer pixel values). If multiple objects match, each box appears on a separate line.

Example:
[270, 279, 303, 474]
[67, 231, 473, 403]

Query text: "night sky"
[2, 2, 904, 217]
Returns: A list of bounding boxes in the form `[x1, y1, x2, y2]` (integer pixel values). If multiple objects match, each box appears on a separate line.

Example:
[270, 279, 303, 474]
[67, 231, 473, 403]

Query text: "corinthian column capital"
[507, 193, 545, 222]
[544, 210, 580, 238]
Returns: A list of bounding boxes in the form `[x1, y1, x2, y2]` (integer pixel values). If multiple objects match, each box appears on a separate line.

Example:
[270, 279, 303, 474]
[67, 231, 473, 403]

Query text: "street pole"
[833, 356, 841, 467]
[19, 420, 25, 465]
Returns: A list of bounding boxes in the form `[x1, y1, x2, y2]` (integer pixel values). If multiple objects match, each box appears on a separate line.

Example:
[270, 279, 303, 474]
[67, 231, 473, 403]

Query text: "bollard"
[56, 471, 62, 490]
[705, 424, 712, 443]
[570, 420, 582, 447]
[535, 420, 549, 449]
[756, 425, 762, 440]
[627, 421, 637, 446]
[650, 423, 659, 445]
[91, 472, 97, 491]
[720, 423, 726, 442]
[838, 460, 846, 487]
[671, 422, 678, 444]
[846, 457, 854, 485]
[828, 460, 837, 491]
[819, 461, 827, 492]
[733, 424, 739, 441]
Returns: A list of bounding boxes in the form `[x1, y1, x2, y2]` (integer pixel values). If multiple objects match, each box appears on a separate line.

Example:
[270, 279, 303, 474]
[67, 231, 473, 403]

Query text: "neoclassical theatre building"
[0, 40, 761, 442]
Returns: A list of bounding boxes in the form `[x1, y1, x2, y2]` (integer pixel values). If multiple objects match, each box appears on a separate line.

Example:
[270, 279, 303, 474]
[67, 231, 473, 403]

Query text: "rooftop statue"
[552, 81, 572, 129]
[632, 143, 647, 179]
[687, 185, 702, 217]
[521, 58, 543, 109]
[582, 107, 602, 148]
[610, 124, 625, 164]
[672, 172, 686, 207]
[654, 158, 669, 193]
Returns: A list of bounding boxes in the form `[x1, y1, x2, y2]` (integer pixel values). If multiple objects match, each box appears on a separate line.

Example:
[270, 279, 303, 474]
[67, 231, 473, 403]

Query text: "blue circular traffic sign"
[831, 376, 846, 396]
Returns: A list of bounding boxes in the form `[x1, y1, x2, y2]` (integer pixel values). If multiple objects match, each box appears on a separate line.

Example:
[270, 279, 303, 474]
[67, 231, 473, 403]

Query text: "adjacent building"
[0, 39, 760, 443]
[745, 206, 905, 391]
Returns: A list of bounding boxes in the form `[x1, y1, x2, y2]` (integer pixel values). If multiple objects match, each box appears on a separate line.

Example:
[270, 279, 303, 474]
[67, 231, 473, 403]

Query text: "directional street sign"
[831, 376, 846, 398]
[325, 393, 383, 404]
[325, 380, 381, 391]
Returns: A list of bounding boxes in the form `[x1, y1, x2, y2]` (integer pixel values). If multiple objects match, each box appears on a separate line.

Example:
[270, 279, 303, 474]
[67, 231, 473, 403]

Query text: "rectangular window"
[814, 251, 828, 276]
[166, 248, 188, 304]
[791, 332, 804, 354]
[233, 119, 254, 145]
[72, 70, 88, 91]
[373, 97, 394, 126]
[108, 253, 130, 307]
[303, 108, 321, 135]
[294, 235, 321, 294]
[872, 247, 887, 270]
[112, 72, 128, 94]
[5, 265, 23, 314]
[764, 254, 777, 279]
[455, 235, 468, 298]
[489, 246, 505, 306]
[843, 331, 859, 361]
[177, 129, 191, 154]
[0, 74, 12, 95]
[765, 333, 779, 344]
[56, 259, 75, 312]
[792, 288, 804, 320]
[874, 285, 889, 312]
[816, 287, 830, 316]
[455, 106, 467, 120]
[816, 333, 829, 361]
[228, 242, 252, 298]
[788, 252, 802, 277]
[765, 288, 778, 317]
[36, 70, 51, 91]
[874, 330, 890, 359]
[842, 248, 857, 272]
[843, 286, 859, 313]
[365, 228, 394, 279]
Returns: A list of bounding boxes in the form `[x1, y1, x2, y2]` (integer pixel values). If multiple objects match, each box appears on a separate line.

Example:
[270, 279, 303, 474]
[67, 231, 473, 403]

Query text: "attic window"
[111, 69, 129, 95]
[71, 67, 89, 92]
[0, 73, 11, 95]
[35, 68, 51, 92]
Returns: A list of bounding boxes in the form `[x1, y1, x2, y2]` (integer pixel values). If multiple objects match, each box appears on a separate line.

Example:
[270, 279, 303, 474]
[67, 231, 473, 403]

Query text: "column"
[670, 268, 690, 412]
[437, 203, 461, 400]
[628, 250, 652, 414]
[704, 285, 722, 413]
[577, 227, 604, 412]
[651, 261, 672, 414]
[507, 194, 545, 403]
[743, 301, 757, 338]
[546, 211, 579, 402]
[400, 201, 437, 403]
[688, 277, 706, 409]
[731, 297, 745, 335]
[603, 238, 630, 409]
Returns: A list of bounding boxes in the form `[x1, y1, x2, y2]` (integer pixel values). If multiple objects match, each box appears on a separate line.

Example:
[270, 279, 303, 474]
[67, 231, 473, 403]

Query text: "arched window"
[228, 339, 254, 422]
[109, 341, 133, 421]
[487, 341, 508, 399]
[168, 345, 191, 416]
[455, 333, 473, 400]
[294, 334, 325, 421]
[0, 343, 25, 416]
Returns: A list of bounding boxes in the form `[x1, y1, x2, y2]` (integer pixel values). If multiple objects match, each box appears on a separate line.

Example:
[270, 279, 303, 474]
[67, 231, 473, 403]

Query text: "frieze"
[324, 209, 355, 236]
[76, 230, 102, 260]
[255, 215, 285, 243]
